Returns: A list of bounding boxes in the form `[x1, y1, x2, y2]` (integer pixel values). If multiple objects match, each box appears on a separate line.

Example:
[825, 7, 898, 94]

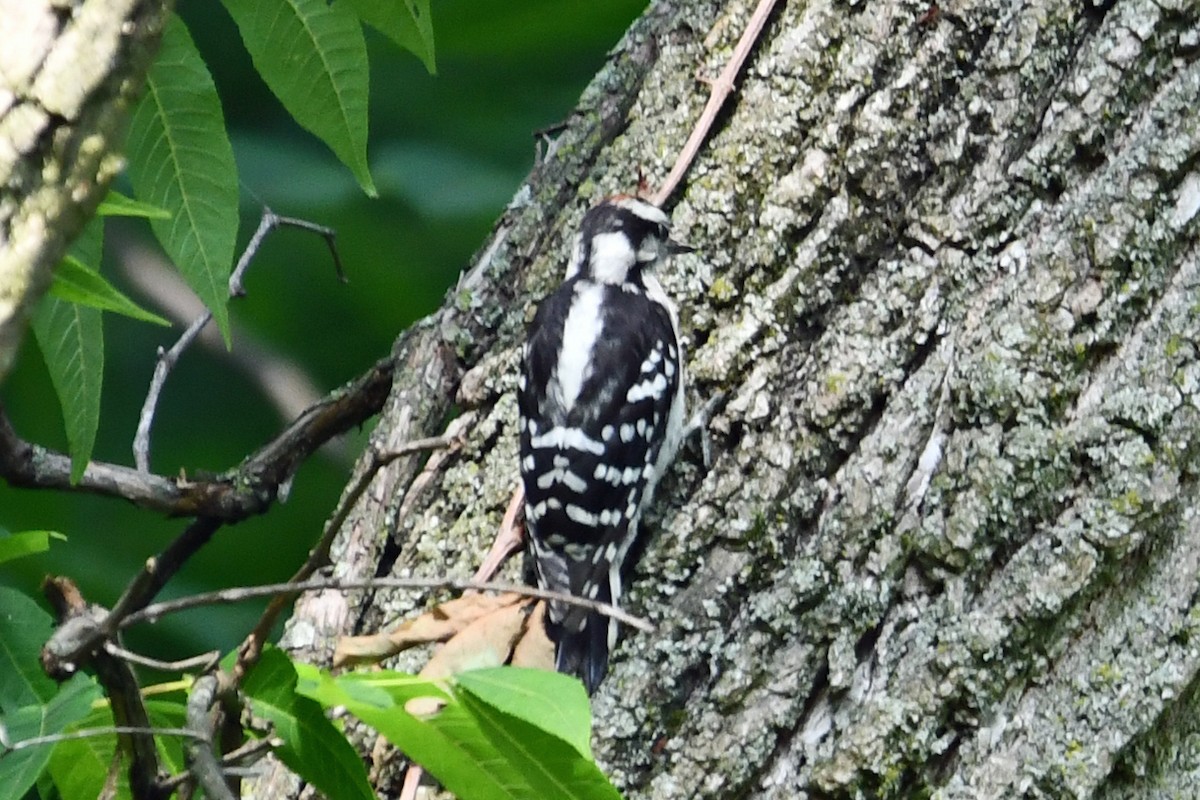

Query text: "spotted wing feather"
[518, 277, 679, 691]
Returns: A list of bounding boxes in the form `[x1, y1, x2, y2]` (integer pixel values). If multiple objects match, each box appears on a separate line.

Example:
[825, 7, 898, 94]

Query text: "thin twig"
[313, 432, 462, 570]
[115, 236, 343, 459]
[1, 725, 206, 752]
[105, 518, 224, 637]
[650, 0, 780, 206]
[259, 212, 345, 286]
[134, 315, 209, 472]
[134, 207, 343, 472]
[218, 735, 279, 768]
[123, 576, 656, 633]
[470, 484, 526, 583]
[234, 431, 459, 676]
[105, 642, 221, 674]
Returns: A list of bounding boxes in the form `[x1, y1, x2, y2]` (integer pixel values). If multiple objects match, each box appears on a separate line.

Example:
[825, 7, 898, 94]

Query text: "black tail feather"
[550, 612, 612, 695]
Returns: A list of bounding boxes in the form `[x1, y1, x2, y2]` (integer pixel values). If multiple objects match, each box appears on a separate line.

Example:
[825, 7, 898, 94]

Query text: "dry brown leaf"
[334, 592, 520, 667]
[419, 598, 534, 679]
[511, 600, 555, 670]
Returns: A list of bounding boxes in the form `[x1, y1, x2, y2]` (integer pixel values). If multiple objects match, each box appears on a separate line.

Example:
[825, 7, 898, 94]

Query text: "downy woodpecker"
[518, 195, 690, 693]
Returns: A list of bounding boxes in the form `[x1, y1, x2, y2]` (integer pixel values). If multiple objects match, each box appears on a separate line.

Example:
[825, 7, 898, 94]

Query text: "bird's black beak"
[666, 239, 695, 256]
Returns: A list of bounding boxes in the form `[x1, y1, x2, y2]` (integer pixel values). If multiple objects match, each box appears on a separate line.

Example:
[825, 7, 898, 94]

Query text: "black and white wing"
[518, 278, 681, 692]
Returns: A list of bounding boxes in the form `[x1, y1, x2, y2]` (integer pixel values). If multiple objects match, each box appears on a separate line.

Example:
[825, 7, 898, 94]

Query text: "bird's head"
[566, 195, 692, 284]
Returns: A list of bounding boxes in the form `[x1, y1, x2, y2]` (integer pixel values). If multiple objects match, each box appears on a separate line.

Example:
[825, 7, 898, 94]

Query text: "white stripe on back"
[554, 282, 605, 410]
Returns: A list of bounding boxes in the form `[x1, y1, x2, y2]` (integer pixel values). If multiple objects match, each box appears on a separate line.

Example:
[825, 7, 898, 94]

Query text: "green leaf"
[221, 0, 376, 196]
[127, 13, 238, 346]
[69, 215, 104, 270]
[455, 690, 621, 800]
[296, 665, 621, 800]
[46, 705, 118, 800]
[31, 295, 103, 484]
[340, 0, 435, 73]
[0, 675, 100, 800]
[32, 217, 119, 482]
[96, 189, 170, 220]
[146, 699, 189, 777]
[456, 668, 592, 759]
[50, 256, 170, 327]
[242, 649, 375, 800]
[47, 699, 188, 800]
[0, 531, 64, 566]
[0, 587, 58, 711]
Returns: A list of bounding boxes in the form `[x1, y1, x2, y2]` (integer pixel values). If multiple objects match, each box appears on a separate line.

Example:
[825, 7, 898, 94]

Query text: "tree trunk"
[274, 0, 1200, 796]
[0, 0, 167, 382]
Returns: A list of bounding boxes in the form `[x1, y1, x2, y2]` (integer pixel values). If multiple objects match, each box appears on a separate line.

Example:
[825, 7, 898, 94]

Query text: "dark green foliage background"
[0, 0, 647, 660]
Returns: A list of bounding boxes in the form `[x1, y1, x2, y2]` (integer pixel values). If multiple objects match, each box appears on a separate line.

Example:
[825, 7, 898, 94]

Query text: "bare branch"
[134, 207, 344, 472]
[156, 736, 280, 794]
[1, 406, 187, 510]
[116, 235, 345, 459]
[106, 518, 224, 635]
[0, 354, 396, 518]
[124, 575, 656, 634]
[185, 674, 236, 800]
[41, 577, 164, 800]
[39, 517, 223, 690]
[218, 735, 279, 769]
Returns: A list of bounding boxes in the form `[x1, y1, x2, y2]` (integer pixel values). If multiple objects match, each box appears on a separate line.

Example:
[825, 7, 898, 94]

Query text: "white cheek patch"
[589, 232, 635, 283]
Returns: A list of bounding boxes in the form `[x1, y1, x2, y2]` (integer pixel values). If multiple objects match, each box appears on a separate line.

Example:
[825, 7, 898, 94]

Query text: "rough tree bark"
[268, 0, 1200, 797]
[0, 0, 168, 382]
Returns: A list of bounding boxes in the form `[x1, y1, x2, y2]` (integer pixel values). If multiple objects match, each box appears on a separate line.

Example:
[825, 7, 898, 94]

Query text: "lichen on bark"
[275, 0, 1200, 797]
[0, 0, 168, 382]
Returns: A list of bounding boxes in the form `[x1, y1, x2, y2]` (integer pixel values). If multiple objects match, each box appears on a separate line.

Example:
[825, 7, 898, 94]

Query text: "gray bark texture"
[273, 0, 1200, 797]
[0, 0, 168, 382]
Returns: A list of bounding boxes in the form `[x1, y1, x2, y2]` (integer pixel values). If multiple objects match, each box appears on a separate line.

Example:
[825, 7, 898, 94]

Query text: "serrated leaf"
[0, 675, 100, 800]
[96, 189, 170, 220]
[220, 0, 376, 196]
[46, 699, 189, 800]
[127, 14, 238, 346]
[32, 217, 109, 483]
[46, 705, 119, 800]
[456, 668, 592, 759]
[340, 0, 435, 73]
[456, 690, 621, 800]
[0, 531, 64, 566]
[50, 256, 170, 327]
[243, 649, 375, 800]
[31, 296, 103, 484]
[296, 665, 621, 800]
[0, 588, 58, 711]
